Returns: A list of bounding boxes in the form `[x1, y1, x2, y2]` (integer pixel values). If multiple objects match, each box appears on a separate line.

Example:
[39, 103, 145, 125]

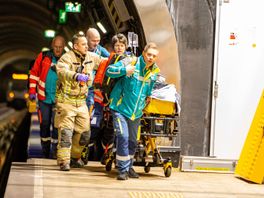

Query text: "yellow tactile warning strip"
[129, 192, 184, 198]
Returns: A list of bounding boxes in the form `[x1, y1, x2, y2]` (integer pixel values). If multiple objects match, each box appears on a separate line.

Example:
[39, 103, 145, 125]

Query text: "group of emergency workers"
[28, 28, 160, 180]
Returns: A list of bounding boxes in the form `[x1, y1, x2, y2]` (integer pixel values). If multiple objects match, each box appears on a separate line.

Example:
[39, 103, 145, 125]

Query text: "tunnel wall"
[134, 0, 181, 92]
[166, 0, 216, 156]
[134, 0, 216, 156]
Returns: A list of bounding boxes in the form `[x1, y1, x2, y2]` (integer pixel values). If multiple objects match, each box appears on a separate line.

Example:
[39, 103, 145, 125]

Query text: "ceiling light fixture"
[96, 22, 107, 34]
[44, 29, 55, 38]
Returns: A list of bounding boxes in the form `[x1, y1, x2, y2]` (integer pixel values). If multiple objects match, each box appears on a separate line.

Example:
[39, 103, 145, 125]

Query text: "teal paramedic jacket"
[106, 55, 160, 120]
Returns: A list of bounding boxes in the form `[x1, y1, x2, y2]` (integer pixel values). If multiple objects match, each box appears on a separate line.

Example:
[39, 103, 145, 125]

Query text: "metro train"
[6, 79, 28, 109]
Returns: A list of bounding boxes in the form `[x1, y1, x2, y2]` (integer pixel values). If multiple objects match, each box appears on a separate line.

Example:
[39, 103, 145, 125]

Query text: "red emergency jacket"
[29, 52, 52, 101]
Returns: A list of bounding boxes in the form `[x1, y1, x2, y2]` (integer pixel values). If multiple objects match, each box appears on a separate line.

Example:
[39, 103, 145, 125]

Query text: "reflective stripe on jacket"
[106, 55, 160, 120]
[56, 50, 102, 106]
[29, 52, 52, 100]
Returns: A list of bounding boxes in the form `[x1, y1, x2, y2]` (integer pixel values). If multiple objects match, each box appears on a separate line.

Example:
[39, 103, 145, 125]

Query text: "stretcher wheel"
[144, 165, 151, 173]
[105, 160, 112, 172]
[164, 166, 172, 177]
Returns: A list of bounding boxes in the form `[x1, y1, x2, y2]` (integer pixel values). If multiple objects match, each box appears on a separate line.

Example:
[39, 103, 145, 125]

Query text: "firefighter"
[55, 33, 103, 171]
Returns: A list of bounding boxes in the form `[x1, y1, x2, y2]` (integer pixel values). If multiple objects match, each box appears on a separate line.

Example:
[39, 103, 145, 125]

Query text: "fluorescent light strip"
[96, 22, 107, 34]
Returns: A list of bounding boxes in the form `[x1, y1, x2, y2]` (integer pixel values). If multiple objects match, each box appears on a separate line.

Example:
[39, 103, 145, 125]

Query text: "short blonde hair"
[144, 42, 158, 52]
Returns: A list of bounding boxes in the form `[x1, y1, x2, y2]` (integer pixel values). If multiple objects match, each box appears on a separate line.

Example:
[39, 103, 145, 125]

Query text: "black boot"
[60, 163, 70, 171]
[117, 172, 128, 180]
[70, 158, 84, 168]
[128, 168, 139, 178]
[51, 143, 58, 159]
[41, 140, 51, 158]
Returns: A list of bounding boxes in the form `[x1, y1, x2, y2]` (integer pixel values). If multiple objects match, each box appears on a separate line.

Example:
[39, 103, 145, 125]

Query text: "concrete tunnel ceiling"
[0, 0, 143, 74]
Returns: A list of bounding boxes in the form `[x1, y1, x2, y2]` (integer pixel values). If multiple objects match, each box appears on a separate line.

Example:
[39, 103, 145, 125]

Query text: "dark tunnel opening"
[0, 0, 144, 104]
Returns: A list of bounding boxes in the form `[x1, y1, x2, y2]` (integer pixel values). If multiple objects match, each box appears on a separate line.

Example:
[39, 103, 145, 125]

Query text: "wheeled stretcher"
[133, 97, 180, 177]
[103, 84, 181, 177]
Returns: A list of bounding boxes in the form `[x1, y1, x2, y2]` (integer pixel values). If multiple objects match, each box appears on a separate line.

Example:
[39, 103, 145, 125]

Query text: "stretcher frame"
[133, 113, 180, 177]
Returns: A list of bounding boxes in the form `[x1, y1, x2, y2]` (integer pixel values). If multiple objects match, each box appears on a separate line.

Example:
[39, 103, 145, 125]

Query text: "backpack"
[93, 52, 116, 88]
[94, 53, 137, 106]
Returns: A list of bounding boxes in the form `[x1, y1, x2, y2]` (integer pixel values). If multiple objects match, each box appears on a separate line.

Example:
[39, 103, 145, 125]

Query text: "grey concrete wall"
[166, 0, 216, 156]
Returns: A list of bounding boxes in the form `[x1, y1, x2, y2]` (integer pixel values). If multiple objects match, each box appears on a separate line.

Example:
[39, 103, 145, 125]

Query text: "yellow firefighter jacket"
[56, 50, 101, 106]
